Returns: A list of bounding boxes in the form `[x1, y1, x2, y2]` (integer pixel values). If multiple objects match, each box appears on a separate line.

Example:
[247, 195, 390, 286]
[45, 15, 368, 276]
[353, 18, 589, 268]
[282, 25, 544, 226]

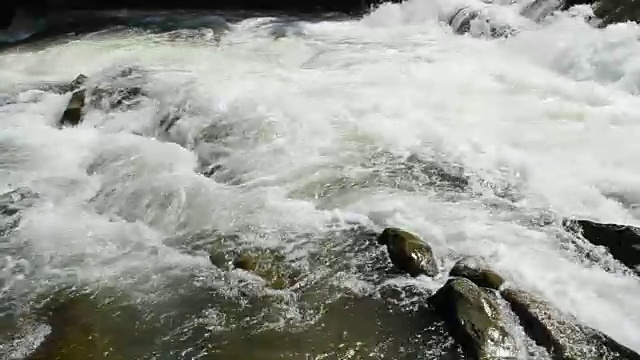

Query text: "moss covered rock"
[376, 227, 438, 277]
[449, 256, 505, 290]
[502, 288, 640, 360]
[429, 278, 518, 360]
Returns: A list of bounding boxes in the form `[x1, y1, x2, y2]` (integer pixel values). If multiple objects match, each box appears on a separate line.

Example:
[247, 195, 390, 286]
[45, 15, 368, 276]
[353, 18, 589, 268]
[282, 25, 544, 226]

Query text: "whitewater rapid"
[1, 0, 640, 358]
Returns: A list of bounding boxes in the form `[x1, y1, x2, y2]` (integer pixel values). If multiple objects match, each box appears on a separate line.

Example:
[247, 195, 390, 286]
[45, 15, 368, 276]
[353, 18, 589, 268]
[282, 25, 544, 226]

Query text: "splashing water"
[1, 0, 640, 358]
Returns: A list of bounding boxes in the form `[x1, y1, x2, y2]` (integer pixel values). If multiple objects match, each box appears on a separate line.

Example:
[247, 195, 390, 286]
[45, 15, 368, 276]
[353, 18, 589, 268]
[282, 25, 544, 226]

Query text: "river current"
[1, 0, 640, 358]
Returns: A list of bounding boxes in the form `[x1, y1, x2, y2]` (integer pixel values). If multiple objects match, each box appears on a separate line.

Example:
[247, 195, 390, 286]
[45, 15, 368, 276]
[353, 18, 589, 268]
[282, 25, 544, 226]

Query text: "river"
[1, 0, 640, 358]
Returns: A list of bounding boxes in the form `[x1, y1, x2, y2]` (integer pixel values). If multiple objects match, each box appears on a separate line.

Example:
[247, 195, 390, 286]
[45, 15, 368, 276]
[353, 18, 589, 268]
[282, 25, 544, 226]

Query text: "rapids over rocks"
[1, 0, 640, 359]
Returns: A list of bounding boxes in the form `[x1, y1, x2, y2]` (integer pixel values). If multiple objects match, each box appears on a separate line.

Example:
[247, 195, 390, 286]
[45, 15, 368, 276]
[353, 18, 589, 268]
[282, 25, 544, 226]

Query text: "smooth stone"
[376, 227, 438, 277]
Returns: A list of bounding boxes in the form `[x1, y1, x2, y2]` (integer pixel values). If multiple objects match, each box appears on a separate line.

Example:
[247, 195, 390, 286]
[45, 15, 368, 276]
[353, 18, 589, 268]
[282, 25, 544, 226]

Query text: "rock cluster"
[369, 225, 640, 360]
[198, 223, 640, 359]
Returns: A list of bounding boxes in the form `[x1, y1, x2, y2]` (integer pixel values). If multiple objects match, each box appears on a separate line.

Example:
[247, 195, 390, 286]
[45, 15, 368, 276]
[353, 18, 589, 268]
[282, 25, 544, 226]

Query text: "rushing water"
[1, 0, 640, 358]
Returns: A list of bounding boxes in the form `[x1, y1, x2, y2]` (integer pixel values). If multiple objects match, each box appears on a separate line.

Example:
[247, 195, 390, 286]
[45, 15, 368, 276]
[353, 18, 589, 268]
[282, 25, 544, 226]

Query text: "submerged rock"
[89, 86, 144, 111]
[376, 227, 438, 277]
[0, 5, 15, 30]
[205, 235, 241, 269]
[449, 256, 505, 290]
[230, 249, 300, 290]
[403, 154, 469, 191]
[48, 74, 89, 95]
[0, 187, 38, 237]
[81, 67, 147, 112]
[0, 187, 39, 217]
[58, 89, 86, 127]
[563, 219, 640, 274]
[447, 7, 517, 39]
[26, 292, 125, 360]
[502, 288, 640, 360]
[429, 278, 519, 360]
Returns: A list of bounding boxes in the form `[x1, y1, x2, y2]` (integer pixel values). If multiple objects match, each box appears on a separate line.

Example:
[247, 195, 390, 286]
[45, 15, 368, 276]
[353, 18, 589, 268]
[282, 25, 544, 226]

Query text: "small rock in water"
[449, 256, 505, 290]
[230, 249, 299, 290]
[209, 249, 232, 269]
[58, 89, 86, 127]
[429, 278, 519, 360]
[202, 233, 241, 267]
[563, 218, 640, 275]
[376, 227, 438, 277]
[502, 288, 640, 360]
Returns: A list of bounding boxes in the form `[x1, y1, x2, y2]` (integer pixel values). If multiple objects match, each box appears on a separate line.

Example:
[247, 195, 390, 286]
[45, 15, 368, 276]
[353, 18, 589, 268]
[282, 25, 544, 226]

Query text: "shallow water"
[1, 1, 640, 358]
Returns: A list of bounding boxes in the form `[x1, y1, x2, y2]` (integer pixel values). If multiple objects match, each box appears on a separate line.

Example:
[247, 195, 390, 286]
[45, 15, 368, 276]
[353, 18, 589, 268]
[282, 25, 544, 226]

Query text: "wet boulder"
[592, 0, 640, 24]
[449, 256, 505, 290]
[376, 227, 438, 277]
[229, 249, 300, 290]
[58, 89, 86, 127]
[206, 233, 241, 268]
[502, 288, 640, 360]
[429, 278, 519, 360]
[563, 219, 640, 274]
